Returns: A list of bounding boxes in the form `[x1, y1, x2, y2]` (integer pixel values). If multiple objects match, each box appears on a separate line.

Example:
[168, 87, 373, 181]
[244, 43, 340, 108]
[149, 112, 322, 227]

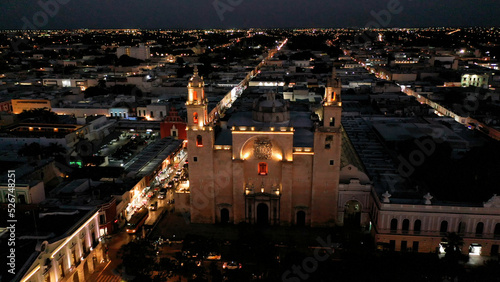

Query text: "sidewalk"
[86, 229, 131, 281]
[86, 259, 112, 281]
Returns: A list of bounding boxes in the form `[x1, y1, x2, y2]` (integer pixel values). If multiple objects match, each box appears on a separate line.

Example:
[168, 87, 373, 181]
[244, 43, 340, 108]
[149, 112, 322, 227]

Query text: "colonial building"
[186, 68, 348, 227]
[15, 209, 104, 282]
[160, 107, 187, 140]
[183, 63, 500, 257]
[371, 193, 500, 255]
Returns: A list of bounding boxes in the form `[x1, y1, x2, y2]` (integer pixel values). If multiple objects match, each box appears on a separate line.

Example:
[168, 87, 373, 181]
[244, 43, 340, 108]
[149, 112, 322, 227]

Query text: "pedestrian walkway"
[86, 260, 111, 281]
[96, 274, 122, 282]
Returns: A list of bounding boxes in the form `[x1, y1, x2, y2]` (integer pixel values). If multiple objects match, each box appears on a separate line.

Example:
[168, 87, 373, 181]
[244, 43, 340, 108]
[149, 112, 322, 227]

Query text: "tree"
[116, 55, 144, 67]
[84, 86, 109, 98]
[45, 143, 66, 156]
[117, 240, 156, 280]
[18, 108, 58, 123]
[442, 232, 465, 261]
[44, 143, 67, 163]
[97, 79, 106, 88]
[18, 143, 42, 159]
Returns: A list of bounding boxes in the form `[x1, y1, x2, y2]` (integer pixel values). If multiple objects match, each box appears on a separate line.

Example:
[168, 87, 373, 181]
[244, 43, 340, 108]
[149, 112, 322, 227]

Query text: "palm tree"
[117, 240, 156, 279]
[45, 143, 67, 156]
[18, 108, 58, 123]
[18, 143, 42, 160]
[442, 232, 464, 260]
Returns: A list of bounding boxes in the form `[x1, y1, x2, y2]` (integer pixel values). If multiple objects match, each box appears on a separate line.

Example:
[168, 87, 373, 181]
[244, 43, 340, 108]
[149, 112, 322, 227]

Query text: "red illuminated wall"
[160, 107, 187, 140]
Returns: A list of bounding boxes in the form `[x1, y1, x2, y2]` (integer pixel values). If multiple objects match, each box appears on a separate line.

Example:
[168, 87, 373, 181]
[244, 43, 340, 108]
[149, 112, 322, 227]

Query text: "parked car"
[149, 201, 158, 211]
[223, 261, 242, 270]
[205, 252, 221, 260]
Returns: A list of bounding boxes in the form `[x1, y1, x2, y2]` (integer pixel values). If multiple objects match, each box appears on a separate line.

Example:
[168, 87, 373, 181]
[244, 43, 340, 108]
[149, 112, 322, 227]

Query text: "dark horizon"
[1, 25, 499, 31]
[1, 0, 499, 30]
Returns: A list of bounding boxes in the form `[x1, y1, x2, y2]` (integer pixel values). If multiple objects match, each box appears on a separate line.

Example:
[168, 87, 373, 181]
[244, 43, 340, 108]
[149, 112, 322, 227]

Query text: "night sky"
[0, 0, 499, 29]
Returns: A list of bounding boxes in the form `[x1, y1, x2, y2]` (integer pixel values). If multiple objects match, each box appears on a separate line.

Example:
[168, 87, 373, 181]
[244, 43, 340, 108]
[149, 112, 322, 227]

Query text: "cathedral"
[185, 68, 369, 227]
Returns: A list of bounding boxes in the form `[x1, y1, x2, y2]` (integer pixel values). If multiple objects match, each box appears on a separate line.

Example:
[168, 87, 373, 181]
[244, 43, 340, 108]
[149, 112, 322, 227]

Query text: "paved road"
[86, 230, 132, 281]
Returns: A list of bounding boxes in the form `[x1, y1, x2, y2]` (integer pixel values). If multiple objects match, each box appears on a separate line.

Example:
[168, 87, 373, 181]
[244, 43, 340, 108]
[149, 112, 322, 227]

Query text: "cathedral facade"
[185, 69, 349, 227]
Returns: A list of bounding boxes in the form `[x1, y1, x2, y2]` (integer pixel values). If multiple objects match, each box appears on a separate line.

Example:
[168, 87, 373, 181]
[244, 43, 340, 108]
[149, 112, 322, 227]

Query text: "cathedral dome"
[252, 92, 290, 123]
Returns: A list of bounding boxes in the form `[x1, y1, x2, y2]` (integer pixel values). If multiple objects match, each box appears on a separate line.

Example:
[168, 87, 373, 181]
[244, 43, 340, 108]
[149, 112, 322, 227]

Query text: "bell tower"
[186, 66, 216, 223]
[322, 67, 342, 128]
[311, 67, 342, 227]
[186, 66, 207, 127]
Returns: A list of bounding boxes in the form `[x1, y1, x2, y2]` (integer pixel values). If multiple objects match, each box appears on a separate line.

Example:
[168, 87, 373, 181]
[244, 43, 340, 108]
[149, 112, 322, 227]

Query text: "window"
[193, 112, 198, 124]
[458, 222, 466, 235]
[402, 219, 409, 234]
[440, 221, 448, 234]
[412, 241, 419, 252]
[193, 90, 198, 101]
[99, 214, 106, 225]
[150, 111, 154, 118]
[390, 219, 398, 233]
[401, 241, 407, 252]
[414, 220, 421, 234]
[476, 222, 484, 237]
[71, 249, 77, 266]
[18, 194, 26, 204]
[258, 162, 268, 176]
[58, 260, 64, 278]
[329, 117, 335, 127]
[494, 223, 500, 238]
[329, 160, 334, 166]
[196, 135, 203, 147]
[325, 135, 333, 149]
[193, 157, 198, 162]
[160, 111, 163, 118]
[172, 130, 177, 137]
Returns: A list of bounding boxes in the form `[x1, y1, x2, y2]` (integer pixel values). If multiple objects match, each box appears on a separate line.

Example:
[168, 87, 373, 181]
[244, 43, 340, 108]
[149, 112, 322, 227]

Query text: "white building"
[136, 104, 169, 121]
[461, 73, 489, 88]
[42, 78, 98, 91]
[0, 181, 45, 204]
[372, 194, 500, 256]
[116, 43, 151, 61]
[16, 210, 104, 282]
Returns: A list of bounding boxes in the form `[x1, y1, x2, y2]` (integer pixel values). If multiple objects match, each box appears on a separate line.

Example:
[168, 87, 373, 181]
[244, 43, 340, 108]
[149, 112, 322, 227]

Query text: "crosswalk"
[96, 274, 122, 282]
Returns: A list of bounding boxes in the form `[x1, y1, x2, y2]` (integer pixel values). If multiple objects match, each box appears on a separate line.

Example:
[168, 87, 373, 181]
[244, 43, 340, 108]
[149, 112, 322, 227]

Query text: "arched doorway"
[72, 271, 79, 282]
[344, 200, 361, 227]
[257, 203, 269, 225]
[220, 208, 229, 224]
[91, 232, 96, 247]
[296, 211, 306, 227]
[83, 261, 89, 278]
